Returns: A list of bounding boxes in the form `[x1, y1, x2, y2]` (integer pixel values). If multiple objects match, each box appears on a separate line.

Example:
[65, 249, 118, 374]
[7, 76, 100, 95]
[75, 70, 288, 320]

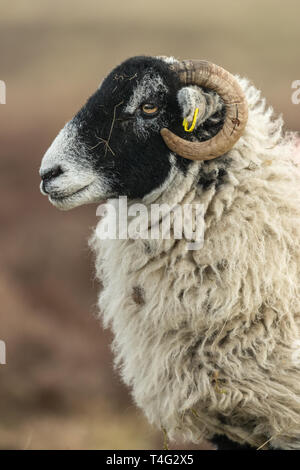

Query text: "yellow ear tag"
[182, 108, 199, 132]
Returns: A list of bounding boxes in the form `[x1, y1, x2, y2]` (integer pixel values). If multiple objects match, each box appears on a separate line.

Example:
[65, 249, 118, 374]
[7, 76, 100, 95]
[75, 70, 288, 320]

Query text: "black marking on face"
[71, 56, 187, 199]
[70, 56, 226, 199]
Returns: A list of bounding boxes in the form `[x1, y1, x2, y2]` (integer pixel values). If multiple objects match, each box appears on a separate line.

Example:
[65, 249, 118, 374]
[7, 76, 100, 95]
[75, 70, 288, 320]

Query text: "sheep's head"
[39, 56, 247, 210]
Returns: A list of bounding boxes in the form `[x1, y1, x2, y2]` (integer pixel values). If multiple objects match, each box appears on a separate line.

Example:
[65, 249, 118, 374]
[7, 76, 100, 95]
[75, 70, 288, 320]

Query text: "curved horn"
[160, 60, 248, 161]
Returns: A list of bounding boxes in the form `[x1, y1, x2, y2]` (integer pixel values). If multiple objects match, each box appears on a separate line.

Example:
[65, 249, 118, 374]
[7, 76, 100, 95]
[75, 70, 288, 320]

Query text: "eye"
[141, 103, 159, 116]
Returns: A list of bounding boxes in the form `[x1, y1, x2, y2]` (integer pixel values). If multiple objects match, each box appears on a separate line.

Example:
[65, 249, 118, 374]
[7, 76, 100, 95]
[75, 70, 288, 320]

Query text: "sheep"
[39, 55, 300, 450]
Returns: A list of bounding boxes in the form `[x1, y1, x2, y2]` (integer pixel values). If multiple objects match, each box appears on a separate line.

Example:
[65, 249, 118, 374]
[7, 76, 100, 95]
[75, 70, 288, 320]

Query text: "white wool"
[90, 78, 300, 449]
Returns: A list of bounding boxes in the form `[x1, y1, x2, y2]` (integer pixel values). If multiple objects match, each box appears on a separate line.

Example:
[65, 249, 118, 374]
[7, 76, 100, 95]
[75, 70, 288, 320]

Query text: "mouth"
[48, 184, 91, 202]
[46, 183, 98, 210]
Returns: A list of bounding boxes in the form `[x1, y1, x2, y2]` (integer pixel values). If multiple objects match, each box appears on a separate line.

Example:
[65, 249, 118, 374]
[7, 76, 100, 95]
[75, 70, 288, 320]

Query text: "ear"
[177, 85, 223, 130]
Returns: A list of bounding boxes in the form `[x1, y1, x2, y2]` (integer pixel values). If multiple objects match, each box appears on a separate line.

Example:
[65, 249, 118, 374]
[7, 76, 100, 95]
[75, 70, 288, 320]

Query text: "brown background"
[0, 0, 299, 449]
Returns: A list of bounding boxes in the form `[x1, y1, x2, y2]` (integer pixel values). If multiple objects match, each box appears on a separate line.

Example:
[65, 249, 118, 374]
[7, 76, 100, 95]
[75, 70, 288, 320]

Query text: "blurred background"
[0, 0, 299, 450]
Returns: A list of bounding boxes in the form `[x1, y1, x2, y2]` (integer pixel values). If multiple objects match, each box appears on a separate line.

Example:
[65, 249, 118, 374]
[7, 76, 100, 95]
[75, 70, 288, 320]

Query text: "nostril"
[41, 165, 64, 182]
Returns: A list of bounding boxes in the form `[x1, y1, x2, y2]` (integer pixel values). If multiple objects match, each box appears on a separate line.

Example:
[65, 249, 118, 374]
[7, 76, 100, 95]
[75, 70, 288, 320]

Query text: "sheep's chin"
[48, 184, 106, 211]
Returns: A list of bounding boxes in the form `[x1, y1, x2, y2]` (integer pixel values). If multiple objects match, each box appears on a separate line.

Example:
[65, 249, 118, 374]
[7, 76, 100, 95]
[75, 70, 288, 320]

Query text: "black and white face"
[39, 56, 194, 210]
[40, 55, 227, 210]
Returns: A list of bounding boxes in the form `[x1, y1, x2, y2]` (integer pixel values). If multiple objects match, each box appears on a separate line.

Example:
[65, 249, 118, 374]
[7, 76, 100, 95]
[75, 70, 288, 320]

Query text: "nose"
[40, 165, 63, 193]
